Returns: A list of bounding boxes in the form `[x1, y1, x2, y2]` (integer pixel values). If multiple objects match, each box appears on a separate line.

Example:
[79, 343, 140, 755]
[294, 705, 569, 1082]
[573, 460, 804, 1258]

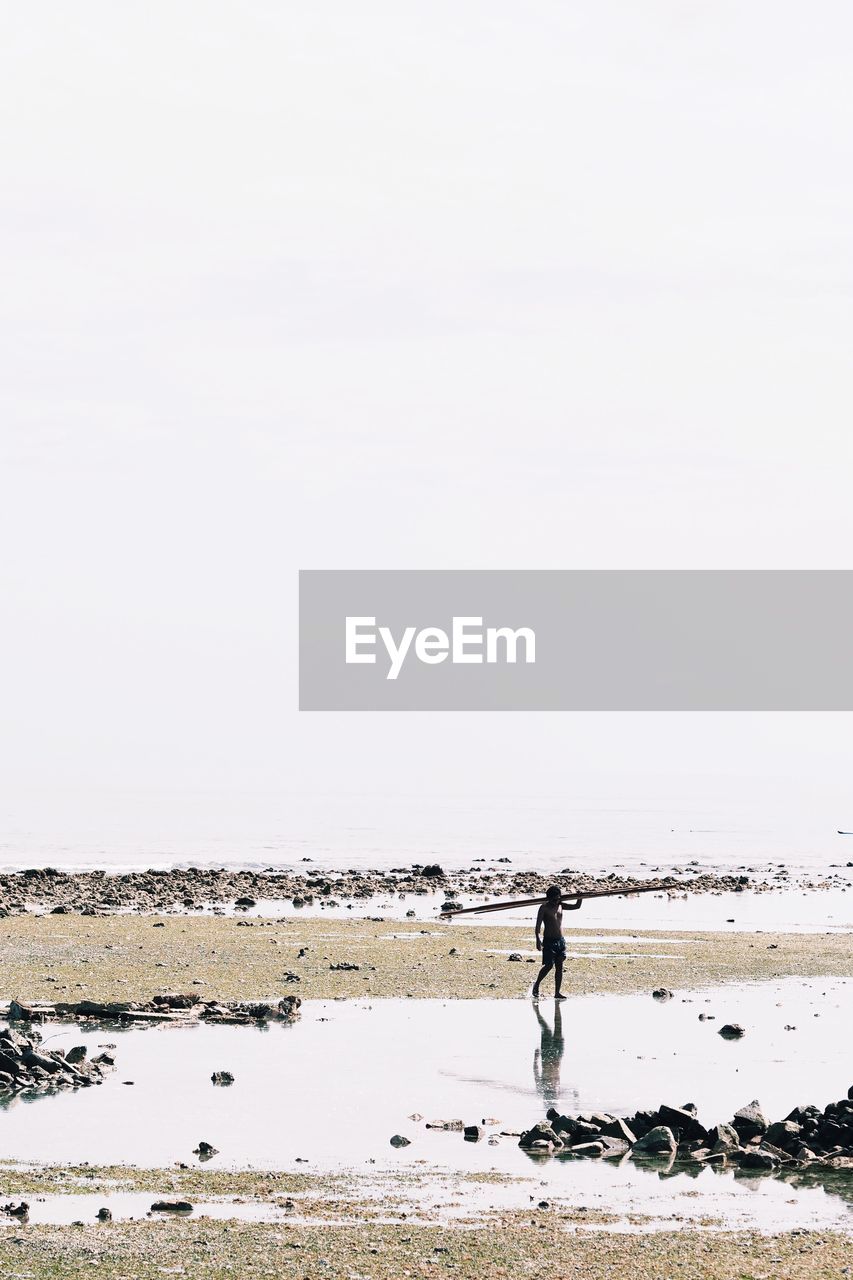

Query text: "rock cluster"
[0, 1024, 115, 1097]
[518, 1090, 853, 1173]
[4, 993, 301, 1027]
[0, 862, 837, 916]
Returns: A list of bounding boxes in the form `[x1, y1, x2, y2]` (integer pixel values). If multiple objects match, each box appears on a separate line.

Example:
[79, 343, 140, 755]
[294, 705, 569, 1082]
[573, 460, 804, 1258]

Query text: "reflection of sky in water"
[0, 977, 850, 1233]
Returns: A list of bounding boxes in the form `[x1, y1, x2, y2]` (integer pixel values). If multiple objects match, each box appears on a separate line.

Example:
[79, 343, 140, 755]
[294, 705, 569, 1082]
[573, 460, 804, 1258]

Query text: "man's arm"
[563, 897, 583, 911]
[535, 904, 545, 949]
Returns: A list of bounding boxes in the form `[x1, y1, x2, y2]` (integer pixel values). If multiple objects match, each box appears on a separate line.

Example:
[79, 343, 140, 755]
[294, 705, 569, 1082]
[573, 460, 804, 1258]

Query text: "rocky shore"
[0, 1024, 115, 1098]
[517, 1090, 853, 1173]
[0, 861, 846, 916]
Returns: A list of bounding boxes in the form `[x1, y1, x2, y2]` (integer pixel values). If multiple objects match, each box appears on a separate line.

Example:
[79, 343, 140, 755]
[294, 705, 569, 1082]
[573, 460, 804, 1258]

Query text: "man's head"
[545, 885, 562, 903]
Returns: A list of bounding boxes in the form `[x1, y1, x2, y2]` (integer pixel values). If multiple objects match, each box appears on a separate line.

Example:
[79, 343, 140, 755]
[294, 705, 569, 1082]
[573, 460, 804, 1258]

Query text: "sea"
[1, 792, 851, 878]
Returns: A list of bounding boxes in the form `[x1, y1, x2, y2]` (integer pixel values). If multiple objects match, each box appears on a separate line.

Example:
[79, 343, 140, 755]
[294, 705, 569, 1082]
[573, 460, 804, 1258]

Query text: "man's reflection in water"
[532, 1001, 577, 1111]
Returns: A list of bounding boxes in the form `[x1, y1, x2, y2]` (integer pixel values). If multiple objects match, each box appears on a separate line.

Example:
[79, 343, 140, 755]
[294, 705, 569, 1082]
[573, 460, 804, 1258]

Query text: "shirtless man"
[532, 885, 582, 1000]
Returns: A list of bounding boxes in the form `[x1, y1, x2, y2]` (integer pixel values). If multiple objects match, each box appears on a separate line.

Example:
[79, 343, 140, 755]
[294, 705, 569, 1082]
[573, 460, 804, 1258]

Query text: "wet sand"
[1, 914, 851, 1004]
[1, 1217, 850, 1280]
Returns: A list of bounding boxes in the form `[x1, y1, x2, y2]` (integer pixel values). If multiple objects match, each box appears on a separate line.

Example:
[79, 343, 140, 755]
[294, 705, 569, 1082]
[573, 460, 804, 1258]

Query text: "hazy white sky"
[1, 3, 851, 845]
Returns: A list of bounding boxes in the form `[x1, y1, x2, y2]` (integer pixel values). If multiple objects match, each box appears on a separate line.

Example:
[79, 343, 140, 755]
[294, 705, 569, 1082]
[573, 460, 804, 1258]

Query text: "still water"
[0, 979, 850, 1232]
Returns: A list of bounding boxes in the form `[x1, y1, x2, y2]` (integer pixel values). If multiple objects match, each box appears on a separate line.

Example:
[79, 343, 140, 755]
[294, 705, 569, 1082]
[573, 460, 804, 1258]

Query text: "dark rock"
[234, 897, 256, 908]
[739, 1150, 779, 1172]
[152, 994, 200, 1010]
[651, 988, 673, 1000]
[507, 953, 523, 962]
[96, 1207, 112, 1221]
[657, 1105, 708, 1144]
[65, 1046, 87, 1065]
[571, 1119, 603, 1140]
[599, 1117, 637, 1144]
[785, 1105, 821, 1126]
[764, 1120, 801, 1151]
[329, 962, 360, 972]
[718, 1023, 745, 1039]
[151, 1201, 193, 1213]
[519, 1122, 563, 1151]
[732, 1101, 767, 1141]
[2, 1202, 29, 1218]
[193, 1141, 218, 1160]
[567, 1141, 605, 1157]
[598, 1137, 631, 1157]
[8, 1000, 35, 1021]
[390, 1134, 411, 1147]
[628, 1110, 659, 1140]
[464, 1125, 485, 1142]
[709, 1123, 741, 1153]
[419, 865, 445, 878]
[633, 1126, 677, 1157]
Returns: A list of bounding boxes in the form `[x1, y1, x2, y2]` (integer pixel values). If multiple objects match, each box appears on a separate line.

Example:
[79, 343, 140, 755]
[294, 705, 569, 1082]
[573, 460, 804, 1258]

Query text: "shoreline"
[1, 863, 850, 918]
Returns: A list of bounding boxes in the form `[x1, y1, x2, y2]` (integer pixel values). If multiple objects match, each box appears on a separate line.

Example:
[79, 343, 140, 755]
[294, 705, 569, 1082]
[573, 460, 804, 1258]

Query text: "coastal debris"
[2, 994, 301, 1027]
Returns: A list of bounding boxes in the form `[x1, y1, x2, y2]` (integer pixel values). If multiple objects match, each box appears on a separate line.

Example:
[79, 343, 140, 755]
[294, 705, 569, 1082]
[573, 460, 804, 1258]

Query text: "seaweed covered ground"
[1, 915, 851, 1003]
[1, 1218, 851, 1280]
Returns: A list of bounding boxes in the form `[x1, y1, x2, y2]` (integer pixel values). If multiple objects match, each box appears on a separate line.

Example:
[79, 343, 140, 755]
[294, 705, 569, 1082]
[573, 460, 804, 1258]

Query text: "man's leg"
[531, 959, 553, 998]
[553, 960, 565, 999]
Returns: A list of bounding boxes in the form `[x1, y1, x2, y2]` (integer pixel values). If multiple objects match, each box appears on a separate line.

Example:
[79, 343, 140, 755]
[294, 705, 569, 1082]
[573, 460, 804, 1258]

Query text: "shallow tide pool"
[1, 979, 850, 1232]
